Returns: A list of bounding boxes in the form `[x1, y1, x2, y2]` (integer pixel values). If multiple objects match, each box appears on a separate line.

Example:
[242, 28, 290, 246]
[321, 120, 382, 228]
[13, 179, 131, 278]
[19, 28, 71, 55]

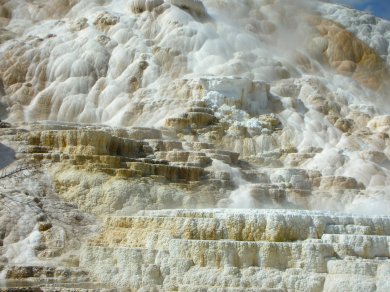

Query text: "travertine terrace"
[1, 0, 390, 291]
[83, 209, 390, 291]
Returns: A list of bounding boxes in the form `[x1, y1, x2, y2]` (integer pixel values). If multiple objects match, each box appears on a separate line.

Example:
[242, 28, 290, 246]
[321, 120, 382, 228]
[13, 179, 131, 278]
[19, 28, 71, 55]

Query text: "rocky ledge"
[81, 208, 390, 291]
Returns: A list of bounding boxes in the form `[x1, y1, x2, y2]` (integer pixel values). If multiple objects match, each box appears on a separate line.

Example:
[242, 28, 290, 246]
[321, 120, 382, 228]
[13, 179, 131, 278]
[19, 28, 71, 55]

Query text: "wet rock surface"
[1, 0, 390, 290]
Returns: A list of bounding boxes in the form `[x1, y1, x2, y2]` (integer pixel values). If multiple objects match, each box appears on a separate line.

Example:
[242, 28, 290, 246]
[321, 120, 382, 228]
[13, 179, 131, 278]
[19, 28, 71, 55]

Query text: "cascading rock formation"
[0, 0, 390, 290]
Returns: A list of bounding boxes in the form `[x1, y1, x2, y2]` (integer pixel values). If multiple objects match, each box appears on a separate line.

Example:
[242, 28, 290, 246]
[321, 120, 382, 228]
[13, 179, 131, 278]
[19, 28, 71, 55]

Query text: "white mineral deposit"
[0, 0, 390, 290]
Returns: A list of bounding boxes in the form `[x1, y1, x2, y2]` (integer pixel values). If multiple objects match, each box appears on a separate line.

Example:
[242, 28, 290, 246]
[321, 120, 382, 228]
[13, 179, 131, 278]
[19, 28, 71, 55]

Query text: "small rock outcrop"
[130, 0, 165, 14]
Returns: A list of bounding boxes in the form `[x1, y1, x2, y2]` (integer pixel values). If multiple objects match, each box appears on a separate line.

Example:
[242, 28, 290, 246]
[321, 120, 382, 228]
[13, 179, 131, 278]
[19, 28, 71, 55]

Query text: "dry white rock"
[80, 209, 390, 290]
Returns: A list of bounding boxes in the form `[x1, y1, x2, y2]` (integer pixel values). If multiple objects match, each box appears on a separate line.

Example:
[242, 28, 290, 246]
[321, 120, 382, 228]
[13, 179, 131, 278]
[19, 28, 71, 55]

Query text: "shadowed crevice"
[0, 143, 15, 169]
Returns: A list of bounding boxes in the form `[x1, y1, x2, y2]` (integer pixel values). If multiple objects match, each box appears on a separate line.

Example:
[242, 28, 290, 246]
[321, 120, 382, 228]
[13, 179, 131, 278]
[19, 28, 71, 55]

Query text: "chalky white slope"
[1, 0, 390, 290]
[1, 0, 390, 212]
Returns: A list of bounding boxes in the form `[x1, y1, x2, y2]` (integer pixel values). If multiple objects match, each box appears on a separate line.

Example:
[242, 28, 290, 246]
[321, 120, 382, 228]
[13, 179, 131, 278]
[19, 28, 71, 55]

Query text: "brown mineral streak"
[308, 15, 390, 92]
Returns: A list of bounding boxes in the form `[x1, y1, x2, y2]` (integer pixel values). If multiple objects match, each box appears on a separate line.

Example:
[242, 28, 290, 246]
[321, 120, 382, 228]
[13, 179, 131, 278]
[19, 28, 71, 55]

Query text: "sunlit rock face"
[318, 2, 390, 64]
[1, 0, 389, 126]
[81, 209, 390, 291]
[307, 16, 390, 92]
[1, 0, 390, 290]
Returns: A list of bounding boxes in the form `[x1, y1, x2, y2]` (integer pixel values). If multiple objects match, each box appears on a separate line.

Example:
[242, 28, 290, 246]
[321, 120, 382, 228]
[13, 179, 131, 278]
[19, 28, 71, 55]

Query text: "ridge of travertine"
[1, 0, 390, 207]
[10, 120, 374, 215]
[317, 2, 390, 65]
[80, 208, 390, 291]
[1, 0, 390, 291]
[1, 119, 388, 291]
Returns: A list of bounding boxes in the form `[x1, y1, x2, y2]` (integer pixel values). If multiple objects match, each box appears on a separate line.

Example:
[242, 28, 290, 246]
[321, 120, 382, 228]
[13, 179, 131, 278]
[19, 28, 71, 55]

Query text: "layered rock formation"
[1, 115, 376, 216]
[81, 208, 390, 291]
[1, 0, 390, 290]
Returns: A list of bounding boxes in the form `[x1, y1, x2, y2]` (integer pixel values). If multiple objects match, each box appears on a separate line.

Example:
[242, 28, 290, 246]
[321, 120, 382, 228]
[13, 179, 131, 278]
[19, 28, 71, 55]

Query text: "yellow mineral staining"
[93, 12, 119, 31]
[307, 16, 390, 92]
[79, 209, 390, 289]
